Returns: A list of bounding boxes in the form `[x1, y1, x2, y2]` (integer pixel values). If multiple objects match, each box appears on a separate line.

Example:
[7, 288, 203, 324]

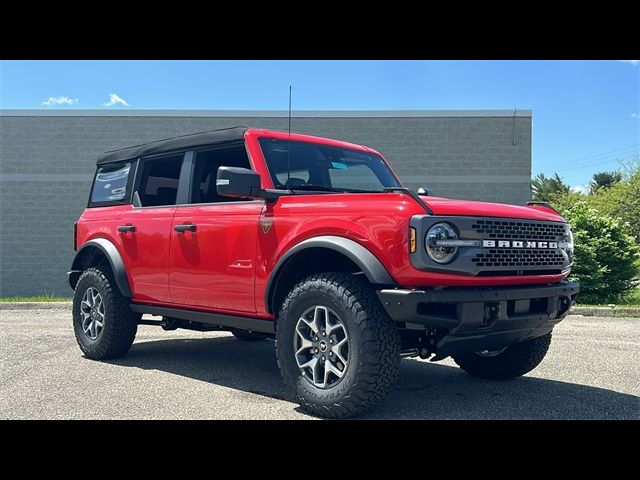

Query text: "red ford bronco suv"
[69, 127, 579, 418]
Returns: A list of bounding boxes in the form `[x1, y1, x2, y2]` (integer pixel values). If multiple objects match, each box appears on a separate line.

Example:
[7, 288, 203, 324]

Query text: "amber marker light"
[409, 227, 417, 253]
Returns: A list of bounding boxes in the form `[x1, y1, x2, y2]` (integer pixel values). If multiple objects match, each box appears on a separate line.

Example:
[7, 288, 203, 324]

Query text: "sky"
[1, 60, 638, 189]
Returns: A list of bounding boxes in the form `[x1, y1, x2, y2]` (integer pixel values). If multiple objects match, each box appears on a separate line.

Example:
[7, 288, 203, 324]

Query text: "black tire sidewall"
[277, 284, 362, 408]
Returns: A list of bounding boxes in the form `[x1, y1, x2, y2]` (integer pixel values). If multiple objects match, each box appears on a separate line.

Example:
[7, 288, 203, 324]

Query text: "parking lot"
[1, 303, 638, 420]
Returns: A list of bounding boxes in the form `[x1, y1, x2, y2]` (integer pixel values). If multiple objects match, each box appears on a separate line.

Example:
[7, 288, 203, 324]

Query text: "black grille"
[471, 249, 565, 268]
[472, 219, 565, 241]
[411, 215, 572, 276]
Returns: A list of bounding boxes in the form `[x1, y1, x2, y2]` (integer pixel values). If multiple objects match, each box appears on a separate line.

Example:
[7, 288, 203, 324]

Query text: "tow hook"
[481, 302, 500, 327]
[556, 296, 571, 318]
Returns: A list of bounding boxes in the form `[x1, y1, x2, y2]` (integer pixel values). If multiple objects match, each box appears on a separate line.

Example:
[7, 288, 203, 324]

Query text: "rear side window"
[136, 154, 184, 207]
[90, 162, 132, 205]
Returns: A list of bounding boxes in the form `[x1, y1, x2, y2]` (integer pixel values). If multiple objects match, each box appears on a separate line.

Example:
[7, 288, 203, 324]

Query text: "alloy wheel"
[294, 305, 349, 389]
[80, 287, 105, 341]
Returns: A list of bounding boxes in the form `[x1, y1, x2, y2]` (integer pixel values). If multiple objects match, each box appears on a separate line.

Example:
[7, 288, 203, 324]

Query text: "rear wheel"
[232, 330, 268, 341]
[72, 267, 139, 360]
[276, 273, 400, 419]
[453, 333, 552, 380]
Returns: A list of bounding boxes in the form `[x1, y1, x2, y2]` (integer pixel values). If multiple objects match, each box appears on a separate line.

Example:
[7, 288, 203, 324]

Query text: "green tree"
[559, 202, 639, 304]
[590, 160, 640, 243]
[589, 170, 622, 194]
[550, 190, 585, 213]
[531, 173, 571, 203]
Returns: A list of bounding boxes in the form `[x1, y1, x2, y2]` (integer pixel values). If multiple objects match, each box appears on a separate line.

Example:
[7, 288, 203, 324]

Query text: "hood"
[419, 196, 566, 222]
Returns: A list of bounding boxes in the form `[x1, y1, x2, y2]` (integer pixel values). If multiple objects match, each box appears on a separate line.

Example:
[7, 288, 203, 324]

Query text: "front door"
[169, 143, 262, 313]
[170, 202, 263, 312]
[119, 153, 185, 303]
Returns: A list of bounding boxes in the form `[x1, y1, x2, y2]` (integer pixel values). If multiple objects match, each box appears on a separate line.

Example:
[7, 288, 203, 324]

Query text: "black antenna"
[286, 85, 292, 188]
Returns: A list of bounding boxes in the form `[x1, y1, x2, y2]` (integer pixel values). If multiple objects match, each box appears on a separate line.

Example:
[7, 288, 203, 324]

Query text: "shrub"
[590, 166, 640, 244]
[558, 202, 639, 304]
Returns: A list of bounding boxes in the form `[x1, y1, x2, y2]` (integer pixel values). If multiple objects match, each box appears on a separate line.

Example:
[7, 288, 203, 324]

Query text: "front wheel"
[453, 333, 552, 380]
[275, 273, 400, 419]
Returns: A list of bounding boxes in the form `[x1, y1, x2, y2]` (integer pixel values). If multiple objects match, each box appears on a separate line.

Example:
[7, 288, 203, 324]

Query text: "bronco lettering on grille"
[482, 240, 558, 249]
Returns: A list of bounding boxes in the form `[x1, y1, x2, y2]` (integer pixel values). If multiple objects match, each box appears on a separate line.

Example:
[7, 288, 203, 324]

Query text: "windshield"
[259, 138, 401, 192]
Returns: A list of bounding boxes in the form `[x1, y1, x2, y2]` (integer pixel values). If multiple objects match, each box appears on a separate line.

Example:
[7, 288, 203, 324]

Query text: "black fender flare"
[265, 235, 395, 314]
[68, 238, 132, 297]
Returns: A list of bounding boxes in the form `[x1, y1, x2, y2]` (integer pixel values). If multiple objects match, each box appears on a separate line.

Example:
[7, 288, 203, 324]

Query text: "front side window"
[259, 138, 401, 192]
[136, 154, 184, 207]
[190, 143, 252, 204]
[90, 162, 131, 204]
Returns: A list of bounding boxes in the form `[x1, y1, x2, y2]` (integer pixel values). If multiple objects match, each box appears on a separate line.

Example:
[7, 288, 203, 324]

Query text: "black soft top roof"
[96, 126, 248, 165]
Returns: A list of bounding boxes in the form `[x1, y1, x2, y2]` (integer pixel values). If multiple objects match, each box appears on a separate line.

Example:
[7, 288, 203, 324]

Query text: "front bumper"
[377, 281, 579, 358]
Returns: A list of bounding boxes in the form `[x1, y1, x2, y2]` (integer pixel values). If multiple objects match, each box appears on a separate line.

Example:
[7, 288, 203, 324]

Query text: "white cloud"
[42, 96, 78, 106]
[632, 112, 640, 119]
[619, 60, 639, 66]
[571, 184, 589, 195]
[103, 93, 130, 107]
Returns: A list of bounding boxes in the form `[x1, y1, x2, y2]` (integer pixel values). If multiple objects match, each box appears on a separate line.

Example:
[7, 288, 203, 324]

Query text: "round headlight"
[561, 228, 574, 262]
[426, 223, 458, 264]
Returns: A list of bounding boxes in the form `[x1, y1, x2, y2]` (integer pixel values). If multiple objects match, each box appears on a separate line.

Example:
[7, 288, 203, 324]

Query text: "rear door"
[118, 153, 186, 303]
[169, 143, 263, 313]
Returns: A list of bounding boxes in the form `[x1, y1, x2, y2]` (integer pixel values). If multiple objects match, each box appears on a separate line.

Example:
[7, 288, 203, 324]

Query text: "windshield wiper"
[290, 185, 382, 193]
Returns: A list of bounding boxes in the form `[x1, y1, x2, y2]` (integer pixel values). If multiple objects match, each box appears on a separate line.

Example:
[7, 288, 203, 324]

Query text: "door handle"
[117, 225, 136, 233]
[174, 224, 197, 233]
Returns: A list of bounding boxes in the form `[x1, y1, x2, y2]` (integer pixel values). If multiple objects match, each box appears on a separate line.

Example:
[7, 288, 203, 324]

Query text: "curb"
[0, 302, 72, 310]
[572, 306, 640, 317]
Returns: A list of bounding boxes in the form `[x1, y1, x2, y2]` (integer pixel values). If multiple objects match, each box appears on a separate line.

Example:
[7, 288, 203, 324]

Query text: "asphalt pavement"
[1, 304, 638, 419]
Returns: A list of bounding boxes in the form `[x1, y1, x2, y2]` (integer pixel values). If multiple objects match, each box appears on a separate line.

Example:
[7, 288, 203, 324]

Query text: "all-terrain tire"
[275, 272, 400, 419]
[453, 333, 552, 380]
[72, 267, 139, 360]
[232, 330, 269, 341]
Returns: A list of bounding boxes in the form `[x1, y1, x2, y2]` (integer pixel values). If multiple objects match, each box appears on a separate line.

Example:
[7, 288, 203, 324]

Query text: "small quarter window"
[90, 162, 131, 204]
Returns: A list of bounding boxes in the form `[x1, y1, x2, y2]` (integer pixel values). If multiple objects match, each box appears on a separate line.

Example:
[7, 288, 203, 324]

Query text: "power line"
[535, 143, 639, 168]
[535, 143, 639, 169]
[543, 152, 638, 173]
[535, 149, 638, 172]
[554, 148, 639, 169]
[555, 155, 633, 172]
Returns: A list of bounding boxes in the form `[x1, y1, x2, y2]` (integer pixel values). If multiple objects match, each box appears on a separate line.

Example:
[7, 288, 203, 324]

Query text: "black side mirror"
[416, 186, 433, 196]
[216, 166, 261, 199]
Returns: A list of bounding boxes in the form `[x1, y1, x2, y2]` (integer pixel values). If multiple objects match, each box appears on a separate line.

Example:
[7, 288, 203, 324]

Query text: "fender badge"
[260, 220, 273, 234]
